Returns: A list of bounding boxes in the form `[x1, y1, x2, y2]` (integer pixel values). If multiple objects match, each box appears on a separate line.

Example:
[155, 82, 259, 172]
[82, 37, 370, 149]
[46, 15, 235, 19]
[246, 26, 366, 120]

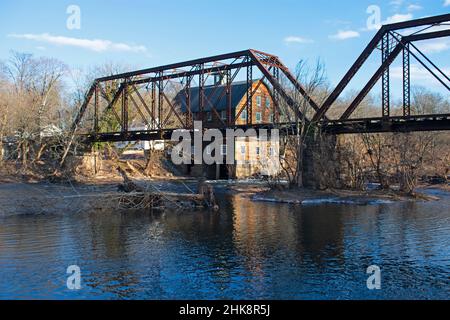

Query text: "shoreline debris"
[117, 167, 219, 211]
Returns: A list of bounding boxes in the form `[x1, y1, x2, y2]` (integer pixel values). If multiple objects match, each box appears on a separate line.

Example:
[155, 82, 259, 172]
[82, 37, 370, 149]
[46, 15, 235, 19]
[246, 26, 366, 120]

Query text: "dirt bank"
[252, 186, 444, 206]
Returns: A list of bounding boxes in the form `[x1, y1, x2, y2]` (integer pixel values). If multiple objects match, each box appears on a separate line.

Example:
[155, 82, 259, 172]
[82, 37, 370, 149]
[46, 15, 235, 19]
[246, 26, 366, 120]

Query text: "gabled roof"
[175, 80, 255, 113]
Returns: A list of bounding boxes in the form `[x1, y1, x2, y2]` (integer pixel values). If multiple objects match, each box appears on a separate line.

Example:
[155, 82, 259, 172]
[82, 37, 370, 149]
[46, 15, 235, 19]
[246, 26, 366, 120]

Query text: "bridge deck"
[83, 114, 450, 142]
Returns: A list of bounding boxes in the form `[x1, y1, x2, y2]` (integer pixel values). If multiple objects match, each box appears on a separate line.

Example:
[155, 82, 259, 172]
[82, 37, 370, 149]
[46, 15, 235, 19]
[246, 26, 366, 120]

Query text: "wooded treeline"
[0, 51, 135, 174]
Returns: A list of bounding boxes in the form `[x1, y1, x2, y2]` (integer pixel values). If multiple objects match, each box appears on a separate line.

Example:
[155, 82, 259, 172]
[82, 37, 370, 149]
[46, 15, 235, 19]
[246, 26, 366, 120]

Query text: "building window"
[240, 110, 247, 121]
[256, 147, 260, 155]
[256, 96, 262, 107]
[256, 112, 262, 123]
[269, 113, 274, 123]
[266, 97, 271, 108]
[240, 145, 246, 155]
[207, 112, 212, 122]
[221, 144, 227, 156]
[221, 110, 227, 121]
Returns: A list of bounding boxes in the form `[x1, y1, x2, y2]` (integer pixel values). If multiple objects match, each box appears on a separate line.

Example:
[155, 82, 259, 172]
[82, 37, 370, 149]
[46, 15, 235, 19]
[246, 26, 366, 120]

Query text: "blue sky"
[0, 0, 449, 96]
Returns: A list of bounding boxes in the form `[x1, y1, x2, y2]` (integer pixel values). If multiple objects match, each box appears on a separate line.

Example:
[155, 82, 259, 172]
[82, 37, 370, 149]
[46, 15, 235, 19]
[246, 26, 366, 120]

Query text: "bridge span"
[71, 14, 450, 142]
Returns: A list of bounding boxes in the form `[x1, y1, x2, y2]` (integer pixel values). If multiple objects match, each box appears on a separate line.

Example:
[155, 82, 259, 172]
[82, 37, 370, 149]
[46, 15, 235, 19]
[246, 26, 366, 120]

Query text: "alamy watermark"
[170, 121, 281, 175]
[66, 265, 81, 290]
[366, 5, 382, 31]
[366, 265, 381, 290]
[66, 5, 81, 30]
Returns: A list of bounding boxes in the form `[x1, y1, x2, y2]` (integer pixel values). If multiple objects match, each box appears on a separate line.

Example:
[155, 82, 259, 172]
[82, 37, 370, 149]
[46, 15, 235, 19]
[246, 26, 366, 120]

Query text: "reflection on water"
[0, 186, 449, 299]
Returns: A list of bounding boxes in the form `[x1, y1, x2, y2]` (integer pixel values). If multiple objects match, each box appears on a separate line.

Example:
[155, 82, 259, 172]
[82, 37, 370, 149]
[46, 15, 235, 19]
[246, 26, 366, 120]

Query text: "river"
[0, 182, 449, 299]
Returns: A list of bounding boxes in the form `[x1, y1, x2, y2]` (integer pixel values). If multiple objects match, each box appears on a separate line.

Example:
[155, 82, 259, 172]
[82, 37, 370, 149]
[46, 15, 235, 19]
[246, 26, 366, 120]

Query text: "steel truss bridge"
[72, 14, 450, 142]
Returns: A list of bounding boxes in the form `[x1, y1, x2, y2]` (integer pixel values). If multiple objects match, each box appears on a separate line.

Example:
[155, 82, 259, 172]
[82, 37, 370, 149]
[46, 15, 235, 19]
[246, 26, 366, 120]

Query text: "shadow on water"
[0, 186, 449, 299]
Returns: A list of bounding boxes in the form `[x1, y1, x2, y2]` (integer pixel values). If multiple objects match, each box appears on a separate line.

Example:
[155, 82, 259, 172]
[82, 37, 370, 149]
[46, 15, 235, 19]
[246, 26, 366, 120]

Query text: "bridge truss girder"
[313, 13, 450, 122]
[72, 49, 321, 140]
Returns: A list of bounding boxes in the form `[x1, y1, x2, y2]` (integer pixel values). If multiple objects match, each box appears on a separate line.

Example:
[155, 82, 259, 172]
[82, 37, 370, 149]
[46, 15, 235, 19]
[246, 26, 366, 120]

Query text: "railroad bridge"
[71, 14, 450, 143]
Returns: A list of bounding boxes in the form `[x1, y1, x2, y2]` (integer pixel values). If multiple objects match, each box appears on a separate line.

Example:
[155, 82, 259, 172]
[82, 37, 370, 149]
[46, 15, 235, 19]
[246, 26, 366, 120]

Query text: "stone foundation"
[303, 133, 342, 189]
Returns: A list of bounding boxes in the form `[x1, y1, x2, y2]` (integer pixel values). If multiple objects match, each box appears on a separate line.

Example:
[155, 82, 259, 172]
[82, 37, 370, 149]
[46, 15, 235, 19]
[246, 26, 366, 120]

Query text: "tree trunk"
[0, 114, 6, 164]
[22, 140, 28, 168]
[35, 143, 47, 162]
[296, 149, 304, 188]
[0, 140, 3, 164]
[144, 149, 153, 176]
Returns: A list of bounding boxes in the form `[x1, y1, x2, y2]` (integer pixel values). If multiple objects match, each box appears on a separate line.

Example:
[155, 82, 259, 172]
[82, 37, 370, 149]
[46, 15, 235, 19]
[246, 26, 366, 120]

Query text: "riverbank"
[251, 184, 447, 206]
[1, 169, 448, 217]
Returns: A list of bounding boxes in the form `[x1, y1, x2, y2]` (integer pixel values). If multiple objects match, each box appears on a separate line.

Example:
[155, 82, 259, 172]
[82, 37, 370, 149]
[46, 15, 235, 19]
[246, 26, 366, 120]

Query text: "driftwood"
[198, 179, 219, 210]
[116, 166, 219, 211]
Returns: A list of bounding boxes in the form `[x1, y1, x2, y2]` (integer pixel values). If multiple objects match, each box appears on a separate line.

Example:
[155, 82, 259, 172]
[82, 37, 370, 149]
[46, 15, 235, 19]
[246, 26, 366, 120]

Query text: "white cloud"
[391, 64, 450, 83]
[383, 13, 414, 24]
[407, 4, 423, 11]
[329, 30, 360, 40]
[8, 33, 147, 53]
[445, 0, 450, 7]
[361, 12, 414, 32]
[284, 36, 314, 44]
[416, 39, 450, 54]
[390, 0, 404, 8]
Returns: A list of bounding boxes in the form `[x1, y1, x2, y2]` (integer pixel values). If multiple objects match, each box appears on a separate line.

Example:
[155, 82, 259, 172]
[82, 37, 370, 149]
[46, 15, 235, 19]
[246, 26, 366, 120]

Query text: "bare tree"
[393, 132, 434, 194]
[337, 134, 366, 189]
[0, 51, 68, 168]
[360, 133, 392, 189]
[4, 51, 34, 94]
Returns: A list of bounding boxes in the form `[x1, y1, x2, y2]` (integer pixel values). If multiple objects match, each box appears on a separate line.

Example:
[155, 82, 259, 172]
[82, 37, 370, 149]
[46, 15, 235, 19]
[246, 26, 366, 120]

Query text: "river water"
[0, 182, 449, 300]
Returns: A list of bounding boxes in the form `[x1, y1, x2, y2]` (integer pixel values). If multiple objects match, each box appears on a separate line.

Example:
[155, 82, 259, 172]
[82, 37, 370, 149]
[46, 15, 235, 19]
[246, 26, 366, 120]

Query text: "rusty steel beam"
[130, 61, 252, 87]
[246, 63, 253, 125]
[98, 85, 122, 127]
[130, 85, 158, 126]
[248, 50, 309, 121]
[184, 76, 192, 128]
[96, 50, 251, 82]
[129, 94, 151, 128]
[383, 13, 450, 31]
[71, 83, 97, 132]
[94, 84, 99, 133]
[122, 82, 129, 132]
[84, 114, 450, 142]
[403, 43, 411, 117]
[201, 65, 243, 128]
[226, 69, 232, 125]
[250, 49, 323, 115]
[161, 91, 186, 128]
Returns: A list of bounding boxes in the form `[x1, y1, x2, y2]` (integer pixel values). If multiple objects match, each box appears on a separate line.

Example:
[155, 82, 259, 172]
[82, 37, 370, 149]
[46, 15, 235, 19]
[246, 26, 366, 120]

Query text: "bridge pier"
[303, 133, 342, 190]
